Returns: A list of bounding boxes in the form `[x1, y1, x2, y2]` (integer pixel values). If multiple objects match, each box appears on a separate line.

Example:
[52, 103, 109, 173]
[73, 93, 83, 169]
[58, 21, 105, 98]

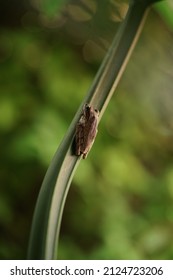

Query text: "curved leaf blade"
[27, 0, 163, 260]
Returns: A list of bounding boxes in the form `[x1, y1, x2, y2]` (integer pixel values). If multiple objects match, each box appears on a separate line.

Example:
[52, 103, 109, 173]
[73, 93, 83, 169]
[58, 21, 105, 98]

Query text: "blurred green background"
[0, 0, 173, 259]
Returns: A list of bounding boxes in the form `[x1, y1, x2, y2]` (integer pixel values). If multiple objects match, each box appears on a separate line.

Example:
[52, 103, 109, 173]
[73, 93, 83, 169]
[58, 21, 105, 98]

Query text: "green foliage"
[0, 0, 173, 260]
[155, 0, 173, 30]
[32, 0, 66, 17]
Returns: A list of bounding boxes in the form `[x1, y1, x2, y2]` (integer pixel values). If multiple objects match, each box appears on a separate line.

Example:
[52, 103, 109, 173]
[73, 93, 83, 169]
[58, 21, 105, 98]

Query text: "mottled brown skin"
[75, 104, 99, 159]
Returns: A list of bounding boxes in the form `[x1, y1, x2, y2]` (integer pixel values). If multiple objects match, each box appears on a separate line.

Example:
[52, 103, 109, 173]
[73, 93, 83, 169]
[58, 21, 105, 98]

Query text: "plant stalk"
[27, 0, 163, 259]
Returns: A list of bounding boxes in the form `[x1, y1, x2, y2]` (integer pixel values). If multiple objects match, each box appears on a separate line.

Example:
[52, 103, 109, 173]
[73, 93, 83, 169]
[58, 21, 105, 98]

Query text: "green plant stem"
[27, 0, 163, 260]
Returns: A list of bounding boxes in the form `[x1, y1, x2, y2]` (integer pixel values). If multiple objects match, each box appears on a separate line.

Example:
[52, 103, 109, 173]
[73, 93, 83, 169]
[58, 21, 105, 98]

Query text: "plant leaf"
[27, 0, 164, 260]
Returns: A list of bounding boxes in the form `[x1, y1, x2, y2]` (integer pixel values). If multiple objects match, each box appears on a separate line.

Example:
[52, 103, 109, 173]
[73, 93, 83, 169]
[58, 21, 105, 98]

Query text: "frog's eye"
[85, 104, 90, 110]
